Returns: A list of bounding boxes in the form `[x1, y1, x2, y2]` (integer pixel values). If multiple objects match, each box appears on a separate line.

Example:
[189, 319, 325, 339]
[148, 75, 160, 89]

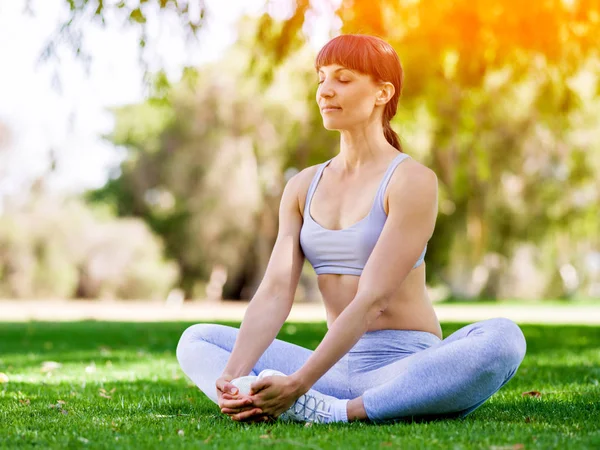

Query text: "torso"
[298, 156, 442, 339]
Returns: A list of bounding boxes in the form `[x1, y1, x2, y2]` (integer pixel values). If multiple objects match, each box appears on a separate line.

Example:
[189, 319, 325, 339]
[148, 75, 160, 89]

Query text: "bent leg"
[360, 318, 527, 422]
[176, 323, 349, 404]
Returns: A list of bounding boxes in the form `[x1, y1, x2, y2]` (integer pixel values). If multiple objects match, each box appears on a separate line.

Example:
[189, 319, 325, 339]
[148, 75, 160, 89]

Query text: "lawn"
[1, 321, 599, 449]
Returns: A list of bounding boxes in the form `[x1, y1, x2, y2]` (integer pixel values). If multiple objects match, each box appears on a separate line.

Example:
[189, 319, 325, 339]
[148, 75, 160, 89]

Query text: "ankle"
[346, 397, 368, 421]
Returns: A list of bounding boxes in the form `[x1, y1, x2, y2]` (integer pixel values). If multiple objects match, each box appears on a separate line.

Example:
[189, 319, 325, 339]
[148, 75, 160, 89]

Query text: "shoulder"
[282, 164, 322, 217]
[387, 157, 438, 212]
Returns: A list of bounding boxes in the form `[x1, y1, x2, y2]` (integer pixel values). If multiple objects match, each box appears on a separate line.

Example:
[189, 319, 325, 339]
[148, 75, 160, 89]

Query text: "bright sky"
[0, 0, 339, 210]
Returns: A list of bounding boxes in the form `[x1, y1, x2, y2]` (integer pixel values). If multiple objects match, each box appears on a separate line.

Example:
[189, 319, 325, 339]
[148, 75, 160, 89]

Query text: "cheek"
[345, 87, 375, 110]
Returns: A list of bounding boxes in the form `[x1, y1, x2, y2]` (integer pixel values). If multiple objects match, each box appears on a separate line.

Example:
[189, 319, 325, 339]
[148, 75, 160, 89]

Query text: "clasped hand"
[217, 374, 303, 422]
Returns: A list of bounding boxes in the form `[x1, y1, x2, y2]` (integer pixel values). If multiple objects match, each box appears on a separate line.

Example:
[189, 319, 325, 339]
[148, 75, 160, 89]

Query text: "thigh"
[354, 318, 525, 390]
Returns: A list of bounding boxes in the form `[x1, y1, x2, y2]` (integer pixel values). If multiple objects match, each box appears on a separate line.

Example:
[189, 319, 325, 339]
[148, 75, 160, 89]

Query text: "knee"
[176, 323, 219, 365]
[485, 318, 527, 369]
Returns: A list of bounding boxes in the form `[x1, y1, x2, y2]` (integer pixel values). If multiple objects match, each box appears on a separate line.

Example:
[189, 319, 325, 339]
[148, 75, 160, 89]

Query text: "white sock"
[330, 399, 349, 423]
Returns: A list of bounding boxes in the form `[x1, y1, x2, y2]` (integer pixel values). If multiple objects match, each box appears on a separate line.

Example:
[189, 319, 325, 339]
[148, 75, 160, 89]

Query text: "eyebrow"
[318, 68, 353, 75]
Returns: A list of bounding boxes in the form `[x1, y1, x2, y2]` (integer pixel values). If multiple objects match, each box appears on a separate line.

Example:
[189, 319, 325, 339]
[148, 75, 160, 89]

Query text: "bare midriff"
[317, 263, 443, 339]
[299, 158, 443, 340]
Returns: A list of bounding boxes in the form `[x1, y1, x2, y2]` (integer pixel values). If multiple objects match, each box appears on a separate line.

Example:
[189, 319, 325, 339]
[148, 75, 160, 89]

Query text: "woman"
[176, 34, 526, 424]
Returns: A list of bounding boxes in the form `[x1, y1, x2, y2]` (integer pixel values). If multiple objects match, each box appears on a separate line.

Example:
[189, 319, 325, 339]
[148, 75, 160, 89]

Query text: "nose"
[318, 79, 335, 99]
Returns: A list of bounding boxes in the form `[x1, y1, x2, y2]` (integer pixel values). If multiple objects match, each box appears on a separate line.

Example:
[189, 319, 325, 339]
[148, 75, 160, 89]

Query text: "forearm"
[291, 295, 383, 393]
[222, 290, 292, 378]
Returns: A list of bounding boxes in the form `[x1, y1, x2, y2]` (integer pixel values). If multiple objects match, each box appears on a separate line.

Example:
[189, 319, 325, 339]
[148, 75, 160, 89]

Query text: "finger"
[219, 382, 238, 396]
[222, 393, 245, 400]
[217, 379, 239, 395]
[221, 397, 253, 409]
[249, 378, 270, 395]
[232, 408, 263, 422]
[221, 406, 255, 415]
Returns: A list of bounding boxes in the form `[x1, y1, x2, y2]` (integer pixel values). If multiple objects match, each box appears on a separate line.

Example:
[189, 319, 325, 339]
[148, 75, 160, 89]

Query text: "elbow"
[362, 294, 391, 326]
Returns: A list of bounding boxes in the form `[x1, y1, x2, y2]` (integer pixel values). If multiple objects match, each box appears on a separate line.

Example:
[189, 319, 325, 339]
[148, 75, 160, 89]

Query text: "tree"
[87, 26, 339, 299]
[60, 0, 600, 299]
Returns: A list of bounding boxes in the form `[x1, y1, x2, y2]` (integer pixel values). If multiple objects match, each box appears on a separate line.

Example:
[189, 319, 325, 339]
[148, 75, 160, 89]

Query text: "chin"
[322, 118, 344, 131]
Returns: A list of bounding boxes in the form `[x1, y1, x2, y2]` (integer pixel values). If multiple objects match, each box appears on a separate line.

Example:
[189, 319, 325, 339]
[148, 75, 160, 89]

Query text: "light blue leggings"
[176, 318, 526, 422]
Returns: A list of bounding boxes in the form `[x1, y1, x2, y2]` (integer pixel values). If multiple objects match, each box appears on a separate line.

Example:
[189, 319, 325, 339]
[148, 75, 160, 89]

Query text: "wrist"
[221, 369, 244, 380]
[289, 371, 311, 396]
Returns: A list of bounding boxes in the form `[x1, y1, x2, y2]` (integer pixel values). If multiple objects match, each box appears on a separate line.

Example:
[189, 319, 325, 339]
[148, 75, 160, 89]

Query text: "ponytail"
[383, 116, 402, 152]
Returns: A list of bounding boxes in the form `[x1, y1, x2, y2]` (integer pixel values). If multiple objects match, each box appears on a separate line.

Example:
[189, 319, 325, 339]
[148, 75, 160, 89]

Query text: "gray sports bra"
[299, 153, 427, 276]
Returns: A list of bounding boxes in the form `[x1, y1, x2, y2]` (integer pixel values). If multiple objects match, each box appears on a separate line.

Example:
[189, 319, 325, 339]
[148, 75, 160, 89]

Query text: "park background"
[1, 1, 600, 449]
[1, 0, 599, 306]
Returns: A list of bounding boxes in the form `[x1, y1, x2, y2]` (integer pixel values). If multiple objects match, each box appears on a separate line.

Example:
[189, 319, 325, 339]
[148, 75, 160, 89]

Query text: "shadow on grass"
[1, 321, 599, 352]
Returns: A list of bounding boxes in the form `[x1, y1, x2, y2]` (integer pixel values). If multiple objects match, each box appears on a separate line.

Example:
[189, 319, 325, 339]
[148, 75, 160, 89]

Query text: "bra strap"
[303, 159, 333, 217]
[374, 153, 411, 211]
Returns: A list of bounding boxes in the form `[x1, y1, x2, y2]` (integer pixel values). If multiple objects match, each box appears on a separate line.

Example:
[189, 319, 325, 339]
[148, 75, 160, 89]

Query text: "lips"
[321, 106, 342, 112]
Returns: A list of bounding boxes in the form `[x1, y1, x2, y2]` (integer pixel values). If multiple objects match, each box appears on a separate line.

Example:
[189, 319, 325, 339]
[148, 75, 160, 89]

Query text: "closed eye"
[318, 79, 351, 85]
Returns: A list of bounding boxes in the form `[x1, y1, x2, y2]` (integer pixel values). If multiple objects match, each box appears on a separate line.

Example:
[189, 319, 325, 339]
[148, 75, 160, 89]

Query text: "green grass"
[1, 321, 599, 449]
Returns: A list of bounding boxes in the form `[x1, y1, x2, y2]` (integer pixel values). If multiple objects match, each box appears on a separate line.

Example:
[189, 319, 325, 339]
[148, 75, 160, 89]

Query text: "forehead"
[317, 64, 354, 74]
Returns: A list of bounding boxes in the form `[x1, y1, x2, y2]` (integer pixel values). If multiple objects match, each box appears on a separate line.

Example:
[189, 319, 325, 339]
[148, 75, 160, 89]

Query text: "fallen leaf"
[521, 390, 542, 398]
[259, 434, 271, 439]
[304, 422, 312, 428]
[99, 392, 112, 399]
[57, 400, 66, 405]
[0, 373, 9, 383]
[19, 399, 31, 406]
[61, 409, 68, 415]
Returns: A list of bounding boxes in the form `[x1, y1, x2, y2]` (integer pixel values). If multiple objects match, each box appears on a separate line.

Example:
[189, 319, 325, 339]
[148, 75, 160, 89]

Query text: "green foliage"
[0, 196, 178, 299]
[88, 32, 339, 299]
[51, 1, 600, 300]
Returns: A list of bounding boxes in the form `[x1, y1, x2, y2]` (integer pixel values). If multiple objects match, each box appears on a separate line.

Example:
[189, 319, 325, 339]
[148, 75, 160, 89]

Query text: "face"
[316, 64, 394, 131]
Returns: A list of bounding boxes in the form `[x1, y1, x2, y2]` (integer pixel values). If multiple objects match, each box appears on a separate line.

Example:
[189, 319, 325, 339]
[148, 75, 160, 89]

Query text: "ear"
[375, 81, 395, 106]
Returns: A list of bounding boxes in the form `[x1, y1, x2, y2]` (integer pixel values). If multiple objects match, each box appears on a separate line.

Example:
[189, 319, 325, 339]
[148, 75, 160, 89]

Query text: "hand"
[216, 375, 268, 423]
[248, 374, 304, 419]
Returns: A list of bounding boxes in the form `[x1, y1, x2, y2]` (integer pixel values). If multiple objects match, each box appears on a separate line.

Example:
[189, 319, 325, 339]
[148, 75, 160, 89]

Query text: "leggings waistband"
[350, 329, 442, 354]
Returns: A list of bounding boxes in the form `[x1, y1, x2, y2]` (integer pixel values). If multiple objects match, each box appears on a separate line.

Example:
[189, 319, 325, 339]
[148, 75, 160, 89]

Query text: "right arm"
[221, 171, 307, 379]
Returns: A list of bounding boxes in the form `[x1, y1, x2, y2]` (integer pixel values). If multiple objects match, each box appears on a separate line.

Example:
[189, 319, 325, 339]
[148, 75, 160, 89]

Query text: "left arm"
[244, 165, 439, 420]
[291, 165, 439, 394]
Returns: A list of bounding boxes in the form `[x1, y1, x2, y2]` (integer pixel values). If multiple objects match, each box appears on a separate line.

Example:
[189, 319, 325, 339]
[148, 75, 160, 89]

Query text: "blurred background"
[1, 0, 599, 305]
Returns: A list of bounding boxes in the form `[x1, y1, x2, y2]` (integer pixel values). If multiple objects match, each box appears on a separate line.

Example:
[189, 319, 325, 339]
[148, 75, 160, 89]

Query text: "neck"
[336, 120, 397, 171]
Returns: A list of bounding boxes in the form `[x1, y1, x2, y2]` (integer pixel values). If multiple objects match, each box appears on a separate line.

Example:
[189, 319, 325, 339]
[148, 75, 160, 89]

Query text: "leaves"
[99, 388, 117, 399]
[129, 8, 146, 24]
[522, 390, 542, 398]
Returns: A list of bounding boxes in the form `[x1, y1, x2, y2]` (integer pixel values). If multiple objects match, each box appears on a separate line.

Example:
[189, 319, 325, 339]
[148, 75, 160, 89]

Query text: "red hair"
[315, 34, 404, 152]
